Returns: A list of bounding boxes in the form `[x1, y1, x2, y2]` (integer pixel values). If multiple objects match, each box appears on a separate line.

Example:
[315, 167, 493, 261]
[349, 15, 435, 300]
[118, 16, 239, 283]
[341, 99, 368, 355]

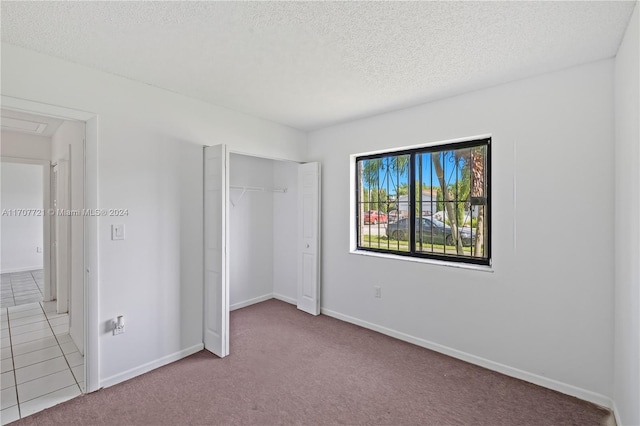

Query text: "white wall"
[308, 59, 615, 404]
[229, 154, 274, 309]
[1, 162, 43, 273]
[1, 43, 306, 386]
[613, 4, 639, 425]
[51, 120, 85, 354]
[1, 130, 51, 161]
[273, 160, 299, 302]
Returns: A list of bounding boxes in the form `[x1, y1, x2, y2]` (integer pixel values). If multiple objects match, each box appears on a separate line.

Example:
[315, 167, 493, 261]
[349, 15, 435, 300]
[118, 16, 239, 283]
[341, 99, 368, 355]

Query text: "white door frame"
[1, 95, 99, 393]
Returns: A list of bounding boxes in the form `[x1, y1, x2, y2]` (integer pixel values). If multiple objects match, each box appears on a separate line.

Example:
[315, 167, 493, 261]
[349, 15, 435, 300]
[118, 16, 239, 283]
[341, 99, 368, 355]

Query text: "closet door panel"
[203, 144, 229, 357]
[297, 162, 321, 315]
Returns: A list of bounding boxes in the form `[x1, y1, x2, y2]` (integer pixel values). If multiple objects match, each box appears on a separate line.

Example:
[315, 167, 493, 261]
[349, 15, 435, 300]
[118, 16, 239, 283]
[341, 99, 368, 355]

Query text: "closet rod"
[229, 185, 287, 193]
[229, 185, 288, 207]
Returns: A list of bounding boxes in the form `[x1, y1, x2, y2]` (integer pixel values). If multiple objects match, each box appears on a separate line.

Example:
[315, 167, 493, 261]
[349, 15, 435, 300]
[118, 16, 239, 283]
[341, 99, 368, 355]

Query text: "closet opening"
[228, 153, 300, 311]
[203, 146, 320, 358]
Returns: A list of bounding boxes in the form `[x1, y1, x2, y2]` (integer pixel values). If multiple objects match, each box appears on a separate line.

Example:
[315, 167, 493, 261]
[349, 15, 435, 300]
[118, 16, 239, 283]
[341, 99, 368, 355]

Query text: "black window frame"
[355, 137, 491, 266]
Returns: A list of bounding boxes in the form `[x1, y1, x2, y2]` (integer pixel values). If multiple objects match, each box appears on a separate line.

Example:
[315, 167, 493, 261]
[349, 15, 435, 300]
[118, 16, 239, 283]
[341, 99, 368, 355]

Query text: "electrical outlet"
[374, 286, 382, 298]
[36, 247, 42, 253]
[113, 315, 125, 335]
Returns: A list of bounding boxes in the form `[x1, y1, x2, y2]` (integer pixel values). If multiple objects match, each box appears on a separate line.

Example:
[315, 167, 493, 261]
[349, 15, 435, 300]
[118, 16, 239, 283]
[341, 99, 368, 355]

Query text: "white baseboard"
[100, 343, 203, 389]
[0, 266, 43, 274]
[69, 326, 84, 356]
[321, 307, 613, 409]
[273, 292, 296, 306]
[230, 293, 274, 311]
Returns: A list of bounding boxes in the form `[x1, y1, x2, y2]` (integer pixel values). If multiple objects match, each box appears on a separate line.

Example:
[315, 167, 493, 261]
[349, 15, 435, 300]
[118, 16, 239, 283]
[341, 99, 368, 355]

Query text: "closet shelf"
[230, 185, 288, 206]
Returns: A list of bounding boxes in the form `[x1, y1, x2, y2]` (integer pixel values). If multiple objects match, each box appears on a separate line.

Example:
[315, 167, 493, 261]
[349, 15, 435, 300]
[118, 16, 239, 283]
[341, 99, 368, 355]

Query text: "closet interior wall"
[229, 153, 298, 310]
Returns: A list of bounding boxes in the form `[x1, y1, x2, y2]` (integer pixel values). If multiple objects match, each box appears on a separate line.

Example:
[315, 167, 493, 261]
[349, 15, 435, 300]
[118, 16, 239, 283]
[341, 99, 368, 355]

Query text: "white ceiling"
[1, 108, 63, 137]
[1, 1, 636, 131]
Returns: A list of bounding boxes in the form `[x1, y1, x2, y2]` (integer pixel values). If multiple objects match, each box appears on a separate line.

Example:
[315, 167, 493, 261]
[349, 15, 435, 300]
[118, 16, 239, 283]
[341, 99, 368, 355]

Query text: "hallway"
[1, 301, 83, 424]
[0, 271, 44, 309]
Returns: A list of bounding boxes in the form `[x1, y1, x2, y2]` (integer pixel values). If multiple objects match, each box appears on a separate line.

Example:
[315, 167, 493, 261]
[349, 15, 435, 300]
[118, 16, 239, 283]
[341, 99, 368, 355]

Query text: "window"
[356, 138, 490, 266]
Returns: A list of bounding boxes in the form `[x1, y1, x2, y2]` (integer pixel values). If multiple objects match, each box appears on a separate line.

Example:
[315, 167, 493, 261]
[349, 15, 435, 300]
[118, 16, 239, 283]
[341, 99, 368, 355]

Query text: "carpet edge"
[320, 307, 614, 410]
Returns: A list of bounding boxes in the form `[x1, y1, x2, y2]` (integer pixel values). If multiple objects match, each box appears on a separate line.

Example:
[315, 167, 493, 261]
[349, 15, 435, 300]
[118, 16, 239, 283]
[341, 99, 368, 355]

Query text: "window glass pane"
[415, 145, 488, 260]
[357, 154, 409, 252]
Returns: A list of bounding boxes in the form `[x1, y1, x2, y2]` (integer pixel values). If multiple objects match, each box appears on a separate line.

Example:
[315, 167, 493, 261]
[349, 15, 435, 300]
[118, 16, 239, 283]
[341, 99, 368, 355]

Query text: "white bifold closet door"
[297, 162, 321, 316]
[203, 144, 229, 358]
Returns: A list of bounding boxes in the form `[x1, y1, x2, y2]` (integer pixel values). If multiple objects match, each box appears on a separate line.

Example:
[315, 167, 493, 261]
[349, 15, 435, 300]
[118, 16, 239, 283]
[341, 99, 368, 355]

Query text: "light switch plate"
[111, 224, 125, 240]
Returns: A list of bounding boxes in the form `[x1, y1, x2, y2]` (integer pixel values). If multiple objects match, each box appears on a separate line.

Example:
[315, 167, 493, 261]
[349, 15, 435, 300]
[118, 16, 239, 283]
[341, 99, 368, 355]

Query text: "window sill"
[350, 249, 494, 272]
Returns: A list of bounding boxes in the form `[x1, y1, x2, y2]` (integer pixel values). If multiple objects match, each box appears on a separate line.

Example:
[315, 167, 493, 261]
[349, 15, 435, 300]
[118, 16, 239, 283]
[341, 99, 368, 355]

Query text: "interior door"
[203, 144, 229, 357]
[297, 162, 321, 315]
[49, 165, 58, 302]
[55, 160, 70, 314]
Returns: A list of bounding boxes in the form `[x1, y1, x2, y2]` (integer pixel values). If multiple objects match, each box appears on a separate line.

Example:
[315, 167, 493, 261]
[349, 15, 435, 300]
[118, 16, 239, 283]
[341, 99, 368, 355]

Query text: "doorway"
[0, 97, 99, 422]
[0, 160, 48, 308]
[202, 145, 321, 358]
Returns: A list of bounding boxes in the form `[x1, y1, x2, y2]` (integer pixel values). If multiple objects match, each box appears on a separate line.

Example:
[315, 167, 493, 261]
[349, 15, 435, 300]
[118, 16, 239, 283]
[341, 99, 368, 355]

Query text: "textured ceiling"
[1, 1, 636, 130]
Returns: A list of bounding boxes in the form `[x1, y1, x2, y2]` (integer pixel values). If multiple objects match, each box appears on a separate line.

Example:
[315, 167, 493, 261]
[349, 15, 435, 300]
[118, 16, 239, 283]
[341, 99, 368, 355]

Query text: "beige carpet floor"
[12, 299, 612, 425]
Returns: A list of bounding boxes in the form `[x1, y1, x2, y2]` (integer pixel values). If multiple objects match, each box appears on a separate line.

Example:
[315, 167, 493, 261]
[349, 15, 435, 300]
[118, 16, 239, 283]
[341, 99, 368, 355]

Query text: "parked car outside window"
[364, 210, 388, 224]
[386, 217, 472, 246]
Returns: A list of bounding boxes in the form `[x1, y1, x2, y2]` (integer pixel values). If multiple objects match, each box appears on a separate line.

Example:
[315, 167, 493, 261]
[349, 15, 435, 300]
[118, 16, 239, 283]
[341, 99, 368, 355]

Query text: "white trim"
[100, 344, 204, 389]
[350, 249, 494, 272]
[1, 156, 49, 165]
[227, 148, 302, 165]
[321, 307, 613, 409]
[0, 266, 44, 274]
[1, 96, 95, 122]
[230, 293, 274, 311]
[273, 293, 297, 306]
[228, 294, 297, 311]
[84, 116, 99, 393]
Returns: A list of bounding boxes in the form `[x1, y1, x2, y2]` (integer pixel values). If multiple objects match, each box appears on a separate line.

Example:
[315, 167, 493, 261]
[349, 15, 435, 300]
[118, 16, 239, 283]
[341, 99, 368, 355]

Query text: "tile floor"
[1, 271, 44, 309]
[1, 301, 84, 424]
